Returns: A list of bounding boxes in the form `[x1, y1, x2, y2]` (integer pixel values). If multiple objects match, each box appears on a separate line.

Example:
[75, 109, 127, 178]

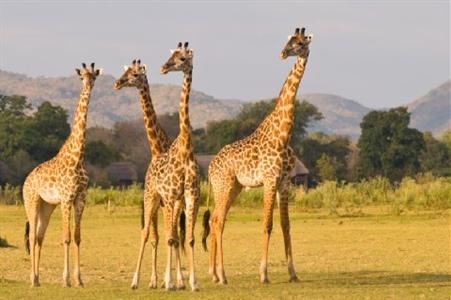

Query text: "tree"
[0, 94, 31, 116]
[420, 132, 450, 176]
[198, 99, 322, 154]
[316, 153, 338, 181]
[85, 140, 122, 167]
[357, 107, 425, 182]
[0, 95, 31, 161]
[25, 101, 70, 162]
[299, 132, 351, 182]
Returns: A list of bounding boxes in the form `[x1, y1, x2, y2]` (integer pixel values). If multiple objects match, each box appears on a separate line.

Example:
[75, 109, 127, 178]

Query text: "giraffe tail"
[201, 180, 212, 252]
[201, 210, 211, 252]
[24, 221, 30, 255]
[179, 211, 186, 253]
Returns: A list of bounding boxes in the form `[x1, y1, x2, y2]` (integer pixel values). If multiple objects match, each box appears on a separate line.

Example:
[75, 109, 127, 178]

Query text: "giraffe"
[127, 42, 200, 291]
[114, 59, 170, 290]
[22, 63, 102, 287]
[203, 27, 314, 285]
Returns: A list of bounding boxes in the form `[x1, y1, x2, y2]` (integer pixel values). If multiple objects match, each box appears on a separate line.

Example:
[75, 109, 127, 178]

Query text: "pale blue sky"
[0, 1, 449, 108]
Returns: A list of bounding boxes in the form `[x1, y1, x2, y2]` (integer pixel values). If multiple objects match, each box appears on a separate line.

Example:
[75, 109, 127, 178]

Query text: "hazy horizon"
[0, 1, 449, 108]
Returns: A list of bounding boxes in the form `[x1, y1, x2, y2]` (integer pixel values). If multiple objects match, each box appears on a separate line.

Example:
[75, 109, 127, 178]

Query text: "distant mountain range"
[0, 70, 449, 138]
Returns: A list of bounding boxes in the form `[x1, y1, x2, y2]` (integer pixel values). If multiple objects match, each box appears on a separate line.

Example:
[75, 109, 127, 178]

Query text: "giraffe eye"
[180, 57, 186, 62]
[133, 73, 139, 77]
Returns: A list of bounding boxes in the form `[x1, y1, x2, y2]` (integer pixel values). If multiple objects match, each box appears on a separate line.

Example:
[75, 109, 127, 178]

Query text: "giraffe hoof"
[289, 276, 299, 283]
[75, 281, 84, 288]
[219, 278, 228, 285]
[31, 275, 40, 287]
[260, 278, 270, 284]
[177, 283, 186, 290]
[148, 280, 157, 289]
[131, 273, 139, 289]
[63, 281, 72, 288]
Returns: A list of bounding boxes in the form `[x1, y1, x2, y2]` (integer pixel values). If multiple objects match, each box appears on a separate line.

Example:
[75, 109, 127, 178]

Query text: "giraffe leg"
[172, 201, 185, 290]
[24, 189, 40, 287]
[131, 186, 158, 290]
[278, 177, 298, 282]
[35, 200, 57, 285]
[61, 200, 72, 287]
[213, 178, 242, 285]
[208, 219, 218, 282]
[185, 183, 200, 291]
[148, 209, 159, 289]
[260, 180, 277, 284]
[73, 190, 86, 287]
[162, 206, 176, 291]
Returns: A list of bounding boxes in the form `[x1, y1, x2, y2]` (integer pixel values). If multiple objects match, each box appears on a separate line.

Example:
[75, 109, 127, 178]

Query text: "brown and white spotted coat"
[22, 63, 101, 288]
[206, 27, 313, 284]
[117, 43, 201, 292]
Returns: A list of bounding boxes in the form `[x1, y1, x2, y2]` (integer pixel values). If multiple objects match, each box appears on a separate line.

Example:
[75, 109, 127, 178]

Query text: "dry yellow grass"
[0, 205, 450, 299]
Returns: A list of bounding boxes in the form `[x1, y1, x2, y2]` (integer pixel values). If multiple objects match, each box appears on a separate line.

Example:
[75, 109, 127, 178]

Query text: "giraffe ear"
[307, 34, 314, 41]
[141, 64, 147, 73]
[287, 35, 292, 40]
[96, 69, 103, 76]
[123, 65, 129, 71]
[170, 49, 175, 54]
[75, 69, 81, 76]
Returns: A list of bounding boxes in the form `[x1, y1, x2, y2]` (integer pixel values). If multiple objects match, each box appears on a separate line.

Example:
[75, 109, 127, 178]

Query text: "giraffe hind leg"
[35, 200, 57, 284]
[211, 177, 242, 285]
[23, 188, 41, 287]
[278, 176, 298, 282]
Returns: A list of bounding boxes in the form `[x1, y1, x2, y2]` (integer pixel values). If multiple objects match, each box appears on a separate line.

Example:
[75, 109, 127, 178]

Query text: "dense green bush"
[296, 174, 451, 214]
[2, 175, 449, 216]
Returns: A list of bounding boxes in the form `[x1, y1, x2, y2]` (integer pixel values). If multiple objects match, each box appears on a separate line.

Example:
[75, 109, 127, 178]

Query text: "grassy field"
[0, 205, 450, 299]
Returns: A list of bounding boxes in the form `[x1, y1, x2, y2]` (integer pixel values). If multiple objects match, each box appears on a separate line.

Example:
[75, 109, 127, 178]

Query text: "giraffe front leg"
[162, 207, 175, 291]
[278, 177, 298, 283]
[73, 193, 86, 287]
[148, 210, 159, 289]
[183, 182, 200, 291]
[61, 201, 72, 287]
[260, 180, 277, 284]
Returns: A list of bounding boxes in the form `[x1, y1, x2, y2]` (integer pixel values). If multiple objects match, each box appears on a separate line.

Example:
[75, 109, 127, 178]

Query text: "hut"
[106, 162, 138, 187]
[289, 157, 309, 191]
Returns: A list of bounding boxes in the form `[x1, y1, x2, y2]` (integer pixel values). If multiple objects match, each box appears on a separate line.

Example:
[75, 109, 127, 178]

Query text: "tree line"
[0, 94, 449, 187]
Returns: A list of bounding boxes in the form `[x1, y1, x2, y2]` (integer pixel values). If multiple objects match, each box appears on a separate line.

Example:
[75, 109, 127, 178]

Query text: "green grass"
[0, 205, 450, 299]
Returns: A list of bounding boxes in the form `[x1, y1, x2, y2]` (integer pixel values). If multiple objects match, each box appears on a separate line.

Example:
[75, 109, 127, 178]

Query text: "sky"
[0, 0, 449, 108]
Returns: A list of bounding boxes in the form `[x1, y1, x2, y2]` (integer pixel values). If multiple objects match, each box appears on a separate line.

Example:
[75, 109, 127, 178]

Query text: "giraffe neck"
[57, 83, 92, 165]
[264, 56, 307, 146]
[178, 69, 193, 152]
[138, 81, 170, 157]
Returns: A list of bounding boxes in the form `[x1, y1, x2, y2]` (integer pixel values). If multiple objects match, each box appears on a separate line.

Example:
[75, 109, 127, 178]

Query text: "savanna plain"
[1, 202, 450, 300]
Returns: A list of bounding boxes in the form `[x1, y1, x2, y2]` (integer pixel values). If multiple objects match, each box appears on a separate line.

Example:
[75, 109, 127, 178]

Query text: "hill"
[0, 70, 243, 129]
[407, 80, 450, 136]
[0, 70, 448, 138]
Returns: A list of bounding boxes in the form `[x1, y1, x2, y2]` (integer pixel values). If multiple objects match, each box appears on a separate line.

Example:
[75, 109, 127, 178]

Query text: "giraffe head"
[280, 27, 313, 60]
[160, 42, 193, 75]
[114, 59, 148, 90]
[75, 62, 102, 87]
